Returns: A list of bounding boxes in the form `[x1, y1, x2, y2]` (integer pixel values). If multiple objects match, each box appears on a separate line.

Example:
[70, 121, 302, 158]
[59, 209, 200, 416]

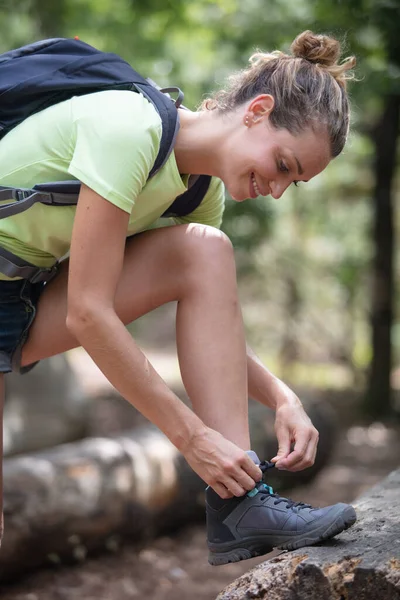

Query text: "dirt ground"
[1, 415, 399, 600]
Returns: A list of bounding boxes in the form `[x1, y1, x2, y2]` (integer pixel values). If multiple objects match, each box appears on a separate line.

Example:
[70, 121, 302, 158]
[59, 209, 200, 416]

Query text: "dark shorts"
[0, 279, 45, 374]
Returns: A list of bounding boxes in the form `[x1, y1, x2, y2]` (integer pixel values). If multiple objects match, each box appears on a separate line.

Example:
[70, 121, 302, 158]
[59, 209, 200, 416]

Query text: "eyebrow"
[294, 156, 304, 176]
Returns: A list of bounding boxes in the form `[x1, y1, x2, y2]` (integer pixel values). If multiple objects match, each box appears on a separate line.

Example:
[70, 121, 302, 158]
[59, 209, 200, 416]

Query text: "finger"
[221, 477, 247, 497]
[237, 469, 260, 492]
[212, 483, 233, 500]
[276, 433, 310, 470]
[291, 429, 319, 469]
[242, 456, 263, 483]
[287, 456, 314, 472]
[304, 432, 318, 468]
[289, 434, 319, 471]
[271, 429, 291, 463]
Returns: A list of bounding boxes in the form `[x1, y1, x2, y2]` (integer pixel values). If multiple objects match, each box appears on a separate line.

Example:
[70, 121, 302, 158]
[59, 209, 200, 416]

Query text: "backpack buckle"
[30, 264, 59, 284]
[15, 189, 32, 202]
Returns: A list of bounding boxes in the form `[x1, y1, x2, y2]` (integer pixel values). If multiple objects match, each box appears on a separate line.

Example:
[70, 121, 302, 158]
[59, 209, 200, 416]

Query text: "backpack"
[0, 37, 211, 282]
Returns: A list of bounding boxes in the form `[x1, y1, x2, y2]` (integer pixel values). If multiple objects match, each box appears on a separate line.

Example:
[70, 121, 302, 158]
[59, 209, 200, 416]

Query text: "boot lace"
[247, 460, 313, 511]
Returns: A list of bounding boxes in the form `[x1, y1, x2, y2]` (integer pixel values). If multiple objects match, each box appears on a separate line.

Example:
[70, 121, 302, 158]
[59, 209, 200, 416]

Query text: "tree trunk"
[365, 87, 400, 416]
[217, 469, 400, 600]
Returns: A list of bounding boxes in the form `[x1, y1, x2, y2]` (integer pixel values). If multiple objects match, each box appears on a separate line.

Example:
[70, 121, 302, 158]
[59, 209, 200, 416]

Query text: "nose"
[270, 181, 291, 200]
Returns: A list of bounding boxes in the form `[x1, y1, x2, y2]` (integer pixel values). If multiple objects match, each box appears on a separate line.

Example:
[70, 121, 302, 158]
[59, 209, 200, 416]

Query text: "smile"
[251, 173, 261, 197]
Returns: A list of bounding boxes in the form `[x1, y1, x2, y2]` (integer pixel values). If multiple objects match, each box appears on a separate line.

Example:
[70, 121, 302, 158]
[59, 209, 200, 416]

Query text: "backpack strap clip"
[29, 264, 59, 284]
[159, 86, 184, 109]
[15, 189, 33, 202]
[0, 246, 59, 283]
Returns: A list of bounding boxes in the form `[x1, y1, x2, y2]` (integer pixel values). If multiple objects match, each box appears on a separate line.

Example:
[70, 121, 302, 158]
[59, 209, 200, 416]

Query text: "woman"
[0, 30, 357, 564]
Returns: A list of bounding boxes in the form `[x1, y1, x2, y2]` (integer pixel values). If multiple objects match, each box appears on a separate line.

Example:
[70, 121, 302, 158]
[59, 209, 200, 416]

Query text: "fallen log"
[0, 426, 203, 581]
[4, 356, 91, 456]
[217, 468, 400, 600]
[0, 401, 336, 582]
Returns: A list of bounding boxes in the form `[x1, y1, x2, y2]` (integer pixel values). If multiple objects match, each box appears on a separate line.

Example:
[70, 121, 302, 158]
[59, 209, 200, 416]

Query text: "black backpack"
[0, 37, 211, 282]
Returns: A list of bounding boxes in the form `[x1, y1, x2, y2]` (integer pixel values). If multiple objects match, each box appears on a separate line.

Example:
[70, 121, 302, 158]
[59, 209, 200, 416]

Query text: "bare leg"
[22, 224, 250, 449]
[175, 229, 248, 445]
[0, 373, 4, 547]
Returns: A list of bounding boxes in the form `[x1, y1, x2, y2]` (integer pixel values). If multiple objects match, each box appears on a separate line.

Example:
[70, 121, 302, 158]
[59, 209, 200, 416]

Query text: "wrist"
[170, 411, 208, 454]
[273, 381, 303, 411]
[247, 348, 302, 411]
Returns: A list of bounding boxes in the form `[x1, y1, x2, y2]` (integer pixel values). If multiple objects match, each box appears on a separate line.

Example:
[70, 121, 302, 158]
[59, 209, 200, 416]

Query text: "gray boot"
[206, 452, 356, 566]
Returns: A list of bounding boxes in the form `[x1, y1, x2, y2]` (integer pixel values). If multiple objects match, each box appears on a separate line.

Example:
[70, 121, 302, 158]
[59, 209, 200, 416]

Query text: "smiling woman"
[191, 30, 355, 202]
[0, 30, 356, 566]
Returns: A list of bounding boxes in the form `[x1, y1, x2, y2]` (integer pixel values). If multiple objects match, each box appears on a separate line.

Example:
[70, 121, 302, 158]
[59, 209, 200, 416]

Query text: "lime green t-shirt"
[0, 90, 225, 280]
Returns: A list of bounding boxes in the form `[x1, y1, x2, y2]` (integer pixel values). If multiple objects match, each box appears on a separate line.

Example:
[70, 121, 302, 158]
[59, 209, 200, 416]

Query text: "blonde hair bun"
[291, 30, 356, 87]
[291, 30, 339, 66]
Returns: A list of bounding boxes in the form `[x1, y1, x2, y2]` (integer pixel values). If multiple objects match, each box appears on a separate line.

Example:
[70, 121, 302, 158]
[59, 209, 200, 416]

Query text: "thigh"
[21, 224, 204, 367]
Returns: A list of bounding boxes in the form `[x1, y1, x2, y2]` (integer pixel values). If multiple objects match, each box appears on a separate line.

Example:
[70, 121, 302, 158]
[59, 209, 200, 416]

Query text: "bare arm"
[67, 185, 203, 450]
[247, 344, 303, 410]
[246, 344, 319, 471]
[66, 185, 261, 496]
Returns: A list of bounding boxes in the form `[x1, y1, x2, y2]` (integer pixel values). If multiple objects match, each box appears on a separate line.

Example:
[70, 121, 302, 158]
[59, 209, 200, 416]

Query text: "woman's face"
[222, 96, 331, 202]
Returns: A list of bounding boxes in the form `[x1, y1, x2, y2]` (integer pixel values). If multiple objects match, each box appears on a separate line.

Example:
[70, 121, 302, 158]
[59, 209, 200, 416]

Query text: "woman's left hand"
[270, 397, 319, 472]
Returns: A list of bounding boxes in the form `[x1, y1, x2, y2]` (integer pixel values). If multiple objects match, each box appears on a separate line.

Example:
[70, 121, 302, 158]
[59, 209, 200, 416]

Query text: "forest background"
[1, 0, 399, 417]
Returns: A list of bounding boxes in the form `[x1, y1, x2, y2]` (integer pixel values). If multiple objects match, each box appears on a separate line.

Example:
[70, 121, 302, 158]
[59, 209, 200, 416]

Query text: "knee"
[175, 224, 236, 293]
[182, 224, 234, 268]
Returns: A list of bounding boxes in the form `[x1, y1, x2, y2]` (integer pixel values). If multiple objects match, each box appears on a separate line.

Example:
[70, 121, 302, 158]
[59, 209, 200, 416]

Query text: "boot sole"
[208, 505, 357, 566]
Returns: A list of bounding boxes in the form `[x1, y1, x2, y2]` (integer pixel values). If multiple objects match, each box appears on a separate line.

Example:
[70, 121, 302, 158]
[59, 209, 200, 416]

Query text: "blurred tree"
[365, 4, 399, 417]
[30, 0, 68, 37]
[311, 0, 400, 415]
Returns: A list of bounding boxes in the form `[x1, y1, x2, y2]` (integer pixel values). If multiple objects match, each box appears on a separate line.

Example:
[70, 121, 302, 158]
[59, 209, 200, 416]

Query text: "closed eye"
[279, 160, 300, 187]
[278, 160, 289, 173]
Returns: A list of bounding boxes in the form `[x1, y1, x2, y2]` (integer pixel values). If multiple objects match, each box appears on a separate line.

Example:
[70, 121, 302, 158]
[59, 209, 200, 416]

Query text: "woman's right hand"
[182, 427, 262, 499]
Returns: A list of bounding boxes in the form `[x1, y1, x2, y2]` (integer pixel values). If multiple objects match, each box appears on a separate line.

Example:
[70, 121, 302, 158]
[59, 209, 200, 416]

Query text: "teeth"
[251, 173, 261, 196]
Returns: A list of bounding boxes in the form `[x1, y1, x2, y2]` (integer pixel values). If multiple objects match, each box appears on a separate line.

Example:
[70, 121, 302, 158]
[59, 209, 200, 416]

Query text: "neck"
[174, 109, 229, 177]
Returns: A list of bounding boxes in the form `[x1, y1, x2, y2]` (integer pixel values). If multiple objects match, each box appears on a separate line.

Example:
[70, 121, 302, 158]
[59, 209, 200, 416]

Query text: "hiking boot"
[206, 458, 357, 566]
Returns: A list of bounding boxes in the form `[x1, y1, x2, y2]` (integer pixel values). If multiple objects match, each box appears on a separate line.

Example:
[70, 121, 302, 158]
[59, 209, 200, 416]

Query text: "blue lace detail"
[247, 460, 275, 498]
[246, 460, 314, 510]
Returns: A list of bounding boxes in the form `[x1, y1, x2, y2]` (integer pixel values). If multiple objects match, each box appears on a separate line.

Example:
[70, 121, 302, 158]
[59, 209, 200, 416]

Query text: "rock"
[216, 469, 400, 600]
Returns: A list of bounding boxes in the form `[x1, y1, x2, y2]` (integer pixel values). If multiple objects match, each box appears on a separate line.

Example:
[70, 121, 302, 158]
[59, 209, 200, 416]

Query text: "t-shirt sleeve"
[68, 91, 162, 214]
[171, 176, 225, 229]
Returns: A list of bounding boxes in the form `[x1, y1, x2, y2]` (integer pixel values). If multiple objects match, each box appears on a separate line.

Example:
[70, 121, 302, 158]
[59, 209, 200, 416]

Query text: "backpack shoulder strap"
[162, 175, 212, 218]
[139, 82, 181, 177]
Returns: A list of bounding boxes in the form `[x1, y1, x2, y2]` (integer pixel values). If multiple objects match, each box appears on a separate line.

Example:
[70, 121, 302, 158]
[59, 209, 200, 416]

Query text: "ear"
[245, 94, 275, 125]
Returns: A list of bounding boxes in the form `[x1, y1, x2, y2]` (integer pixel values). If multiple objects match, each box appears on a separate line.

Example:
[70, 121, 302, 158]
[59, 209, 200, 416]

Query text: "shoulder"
[69, 91, 164, 212]
[71, 90, 162, 151]
[72, 89, 160, 121]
